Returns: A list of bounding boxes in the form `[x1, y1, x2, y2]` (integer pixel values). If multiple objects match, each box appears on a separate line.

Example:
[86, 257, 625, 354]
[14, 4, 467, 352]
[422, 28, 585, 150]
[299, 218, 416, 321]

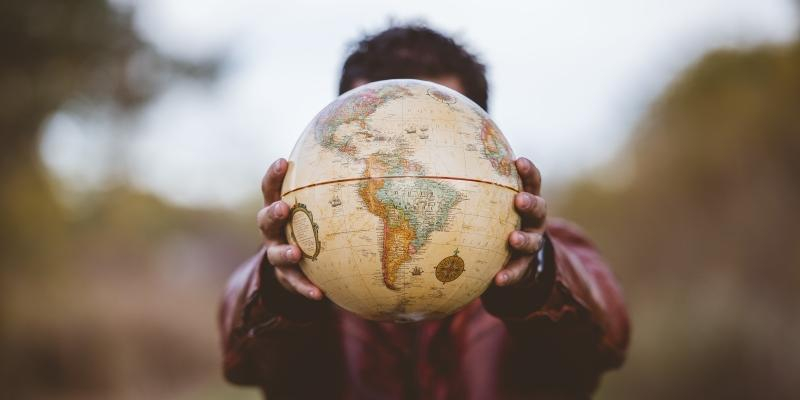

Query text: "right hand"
[257, 158, 324, 300]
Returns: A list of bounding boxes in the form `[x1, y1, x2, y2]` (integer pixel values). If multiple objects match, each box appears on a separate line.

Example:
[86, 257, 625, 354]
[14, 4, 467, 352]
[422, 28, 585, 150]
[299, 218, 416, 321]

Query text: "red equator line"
[281, 175, 520, 197]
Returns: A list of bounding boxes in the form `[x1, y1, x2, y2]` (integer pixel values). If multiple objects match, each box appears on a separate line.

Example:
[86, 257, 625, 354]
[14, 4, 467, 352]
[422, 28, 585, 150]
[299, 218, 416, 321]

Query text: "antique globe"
[282, 79, 521, 322]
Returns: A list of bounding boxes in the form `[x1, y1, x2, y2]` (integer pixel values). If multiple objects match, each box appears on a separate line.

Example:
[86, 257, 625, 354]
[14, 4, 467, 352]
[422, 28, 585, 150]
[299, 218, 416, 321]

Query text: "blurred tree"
[557, 40, 800, 399]
[0, 0, 217, 273]
[0, 0, 134, 269]
[0, 1, 231, 399]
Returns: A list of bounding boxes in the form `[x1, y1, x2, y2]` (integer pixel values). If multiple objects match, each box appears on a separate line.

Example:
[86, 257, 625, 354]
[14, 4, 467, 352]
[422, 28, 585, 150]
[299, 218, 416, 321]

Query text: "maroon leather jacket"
[219, 218, 629, 399]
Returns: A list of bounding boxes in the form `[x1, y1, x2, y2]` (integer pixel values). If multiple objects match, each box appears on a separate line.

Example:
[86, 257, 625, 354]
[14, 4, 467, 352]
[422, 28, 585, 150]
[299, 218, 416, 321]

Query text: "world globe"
[282, 79, 521, 322]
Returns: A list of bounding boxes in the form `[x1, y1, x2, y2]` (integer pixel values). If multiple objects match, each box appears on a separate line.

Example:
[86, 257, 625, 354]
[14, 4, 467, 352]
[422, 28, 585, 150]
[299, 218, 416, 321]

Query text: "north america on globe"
[281, 79, 520, 322]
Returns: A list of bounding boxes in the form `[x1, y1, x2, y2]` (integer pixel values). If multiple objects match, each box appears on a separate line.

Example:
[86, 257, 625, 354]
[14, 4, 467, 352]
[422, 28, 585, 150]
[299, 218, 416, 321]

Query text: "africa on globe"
[281, 79, 521, 322]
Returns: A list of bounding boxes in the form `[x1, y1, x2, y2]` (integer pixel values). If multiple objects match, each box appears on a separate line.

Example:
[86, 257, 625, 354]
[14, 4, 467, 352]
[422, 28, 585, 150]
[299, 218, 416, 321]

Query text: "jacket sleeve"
[481, 218, 630, 384]
[218, 247, 333, 388]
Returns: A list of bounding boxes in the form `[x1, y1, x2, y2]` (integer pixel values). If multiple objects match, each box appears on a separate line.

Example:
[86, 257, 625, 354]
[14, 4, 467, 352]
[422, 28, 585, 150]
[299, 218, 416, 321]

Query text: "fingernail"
[308, 290, 317, 299]
[272, 159, 285, 174]
[517, 158, 530, 172]
[272, 203, 286, 218]
[511, 232, 525, 246]
[519, 194, 532, 209]
[499, 273, 508, 284]
[286, 248, 295, 259]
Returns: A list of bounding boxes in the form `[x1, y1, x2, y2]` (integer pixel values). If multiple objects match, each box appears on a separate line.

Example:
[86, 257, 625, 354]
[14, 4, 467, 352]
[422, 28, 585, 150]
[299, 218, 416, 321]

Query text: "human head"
[338, 24, 490, 110]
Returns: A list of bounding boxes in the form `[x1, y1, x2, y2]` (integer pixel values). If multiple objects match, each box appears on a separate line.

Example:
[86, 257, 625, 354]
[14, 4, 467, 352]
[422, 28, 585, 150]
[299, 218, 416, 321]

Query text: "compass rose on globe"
[435, 249, 465, 284]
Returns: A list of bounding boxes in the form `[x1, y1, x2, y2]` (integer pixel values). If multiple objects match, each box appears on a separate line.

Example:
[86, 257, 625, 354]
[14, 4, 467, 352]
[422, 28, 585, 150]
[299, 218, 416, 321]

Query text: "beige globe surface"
[282, 79, 521, 322]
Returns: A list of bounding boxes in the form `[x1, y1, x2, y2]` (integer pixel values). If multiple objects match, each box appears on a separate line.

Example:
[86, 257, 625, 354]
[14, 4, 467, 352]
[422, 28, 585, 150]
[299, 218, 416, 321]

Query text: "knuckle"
[271, 201, 288, 220]
[507, 269, 523, 283]
[266, 203, 277, 219]
[522, 233, 537, 251]
[272, 245, 298, 266]
[276, 200, 288, 211]
[532, 234, 544, 251]
[525, 197, 546, 219]
[536, 197, 547, 212]
[269, 246, 288, 264]
[257, 208, 271, 226]
[267, 251, 282, 266]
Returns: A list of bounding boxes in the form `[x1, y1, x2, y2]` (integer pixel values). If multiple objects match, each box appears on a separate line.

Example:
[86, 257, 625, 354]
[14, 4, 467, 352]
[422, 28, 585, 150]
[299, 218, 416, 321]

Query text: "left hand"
[494, 157, 547, 287]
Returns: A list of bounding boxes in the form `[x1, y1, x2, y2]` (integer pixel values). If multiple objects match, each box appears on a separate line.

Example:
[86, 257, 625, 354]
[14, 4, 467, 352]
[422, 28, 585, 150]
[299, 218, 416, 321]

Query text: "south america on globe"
[282, 79, 521, 322]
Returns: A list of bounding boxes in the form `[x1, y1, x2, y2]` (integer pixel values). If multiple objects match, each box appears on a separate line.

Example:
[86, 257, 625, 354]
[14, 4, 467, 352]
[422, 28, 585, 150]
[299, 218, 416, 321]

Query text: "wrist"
[481, 233, 556, 319]
[257, 250, 329, 323]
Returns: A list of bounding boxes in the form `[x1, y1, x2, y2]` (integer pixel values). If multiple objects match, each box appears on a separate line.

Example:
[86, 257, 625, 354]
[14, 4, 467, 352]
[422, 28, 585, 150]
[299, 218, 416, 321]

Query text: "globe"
[282, 79, 521, 322]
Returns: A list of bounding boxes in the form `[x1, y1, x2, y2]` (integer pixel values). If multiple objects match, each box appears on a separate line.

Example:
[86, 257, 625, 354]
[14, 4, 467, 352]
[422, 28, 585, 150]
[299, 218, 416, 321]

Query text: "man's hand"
[257, 158, 323, 300]
[494, 157, 547, 287]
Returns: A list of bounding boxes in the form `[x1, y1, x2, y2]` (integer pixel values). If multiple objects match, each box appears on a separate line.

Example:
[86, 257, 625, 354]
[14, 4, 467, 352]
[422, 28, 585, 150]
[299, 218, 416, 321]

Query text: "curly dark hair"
[338, 24, 490, 110]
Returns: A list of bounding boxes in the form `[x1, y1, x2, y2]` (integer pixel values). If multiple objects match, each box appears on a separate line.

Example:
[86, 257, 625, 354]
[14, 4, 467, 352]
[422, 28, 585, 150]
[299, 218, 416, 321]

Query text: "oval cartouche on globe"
[282, 79, 521, 322]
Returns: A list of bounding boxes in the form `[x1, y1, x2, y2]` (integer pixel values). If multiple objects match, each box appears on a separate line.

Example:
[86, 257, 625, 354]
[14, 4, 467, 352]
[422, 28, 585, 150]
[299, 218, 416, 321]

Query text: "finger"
[508, 230, 544, 254]
[514, 193, 547, 229]
[267, 243, 302, 266]
[262, 158, 288, 205]
[275, 266, 323, 300]
[515, 157, 541, 195]
[495, 255, 534, 287]
[257, 201, 291, 241]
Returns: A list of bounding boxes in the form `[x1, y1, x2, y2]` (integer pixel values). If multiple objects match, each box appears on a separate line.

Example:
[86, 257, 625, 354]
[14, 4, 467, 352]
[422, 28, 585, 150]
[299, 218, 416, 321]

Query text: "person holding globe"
[219, 24, 629, 399]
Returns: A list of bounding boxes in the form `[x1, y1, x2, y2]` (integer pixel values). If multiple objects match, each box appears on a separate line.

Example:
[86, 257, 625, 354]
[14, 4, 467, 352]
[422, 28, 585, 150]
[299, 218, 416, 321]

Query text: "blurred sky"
[39, 0, 798, 208]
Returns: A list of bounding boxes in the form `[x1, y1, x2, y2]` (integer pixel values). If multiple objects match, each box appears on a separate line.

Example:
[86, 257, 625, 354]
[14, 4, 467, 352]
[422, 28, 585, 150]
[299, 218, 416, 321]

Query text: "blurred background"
[1, 0, 798, 399]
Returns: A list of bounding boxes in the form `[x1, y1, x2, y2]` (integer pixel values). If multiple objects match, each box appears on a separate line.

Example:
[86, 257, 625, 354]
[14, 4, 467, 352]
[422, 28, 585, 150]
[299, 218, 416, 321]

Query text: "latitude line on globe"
[281, 175, 520, 197]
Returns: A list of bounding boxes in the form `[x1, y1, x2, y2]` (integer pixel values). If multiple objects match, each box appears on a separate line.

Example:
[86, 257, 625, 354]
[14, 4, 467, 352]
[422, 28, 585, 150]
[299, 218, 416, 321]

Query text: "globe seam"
[281, 175, 520, 197]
